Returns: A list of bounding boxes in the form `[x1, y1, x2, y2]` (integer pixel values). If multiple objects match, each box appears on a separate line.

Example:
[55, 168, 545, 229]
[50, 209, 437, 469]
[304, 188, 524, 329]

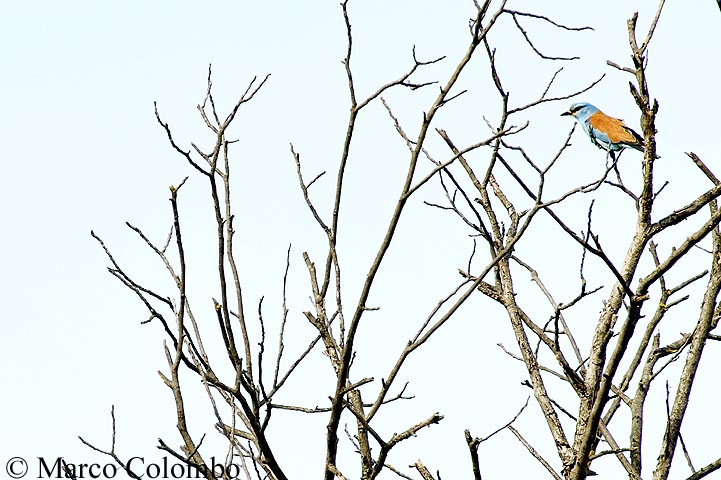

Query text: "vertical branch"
[272, 245, 292, 389]
[166, 179, 211, 477]
[222, 138, 253, 379]
[653, 205, 721, 480]
[209, 134, 243, 382]
[319, 0, 357, 301]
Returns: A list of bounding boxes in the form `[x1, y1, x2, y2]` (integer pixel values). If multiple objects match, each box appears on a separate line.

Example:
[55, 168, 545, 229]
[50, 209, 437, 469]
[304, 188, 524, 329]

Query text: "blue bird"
[561, 103, 646, 159]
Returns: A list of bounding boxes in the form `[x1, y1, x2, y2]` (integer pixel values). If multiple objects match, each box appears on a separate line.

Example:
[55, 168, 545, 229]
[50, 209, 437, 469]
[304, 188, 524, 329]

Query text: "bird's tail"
[626, 141, 661, 158]
[626, 141, 645, 153]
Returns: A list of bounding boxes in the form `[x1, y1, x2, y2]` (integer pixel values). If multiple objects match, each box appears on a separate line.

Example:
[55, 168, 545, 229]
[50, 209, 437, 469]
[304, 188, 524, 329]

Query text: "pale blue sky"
[1, 1, 720, 479]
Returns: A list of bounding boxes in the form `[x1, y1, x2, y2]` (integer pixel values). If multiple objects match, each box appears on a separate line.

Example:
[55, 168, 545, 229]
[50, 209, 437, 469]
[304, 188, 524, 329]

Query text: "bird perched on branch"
[561, 102, 646, 159]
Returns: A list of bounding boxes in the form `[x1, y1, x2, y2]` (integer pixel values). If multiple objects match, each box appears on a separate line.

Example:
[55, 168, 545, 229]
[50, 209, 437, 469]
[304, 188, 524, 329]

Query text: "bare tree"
[88, 1, 720, 480]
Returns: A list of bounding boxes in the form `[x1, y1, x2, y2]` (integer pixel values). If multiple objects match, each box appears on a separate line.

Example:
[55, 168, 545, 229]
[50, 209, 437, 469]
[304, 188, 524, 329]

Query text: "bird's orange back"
[588, 111, 638, 144]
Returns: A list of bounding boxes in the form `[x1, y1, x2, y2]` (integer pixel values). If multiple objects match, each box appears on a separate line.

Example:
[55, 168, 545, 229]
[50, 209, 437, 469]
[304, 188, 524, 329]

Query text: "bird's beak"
[561, 110, 572, 117]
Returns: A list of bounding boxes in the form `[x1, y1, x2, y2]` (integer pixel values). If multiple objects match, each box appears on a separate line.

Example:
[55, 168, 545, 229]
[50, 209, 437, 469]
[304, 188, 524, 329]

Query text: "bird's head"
[561, 102, 598, 120]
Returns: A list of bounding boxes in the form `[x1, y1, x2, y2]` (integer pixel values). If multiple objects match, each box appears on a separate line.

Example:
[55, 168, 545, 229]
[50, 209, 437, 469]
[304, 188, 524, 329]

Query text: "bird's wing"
[588, 111, 643, 146]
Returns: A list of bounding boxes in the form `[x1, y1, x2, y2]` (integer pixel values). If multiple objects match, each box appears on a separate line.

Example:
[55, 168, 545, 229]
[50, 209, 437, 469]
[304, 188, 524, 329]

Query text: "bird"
[561, 102, 646, 159]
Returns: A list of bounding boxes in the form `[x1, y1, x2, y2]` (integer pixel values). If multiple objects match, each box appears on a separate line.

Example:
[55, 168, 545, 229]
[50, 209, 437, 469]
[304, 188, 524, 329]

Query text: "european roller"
[561, 102, 645, 159]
